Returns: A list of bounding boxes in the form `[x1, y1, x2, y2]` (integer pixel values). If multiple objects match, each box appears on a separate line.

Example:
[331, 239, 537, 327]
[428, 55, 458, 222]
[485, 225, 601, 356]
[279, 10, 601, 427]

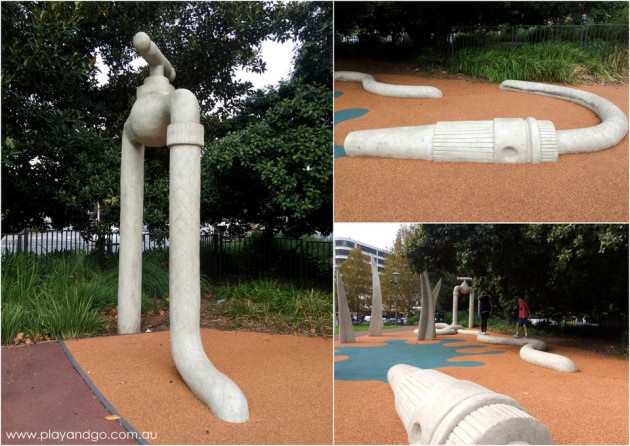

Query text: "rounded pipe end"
[133, 32, 151, 53]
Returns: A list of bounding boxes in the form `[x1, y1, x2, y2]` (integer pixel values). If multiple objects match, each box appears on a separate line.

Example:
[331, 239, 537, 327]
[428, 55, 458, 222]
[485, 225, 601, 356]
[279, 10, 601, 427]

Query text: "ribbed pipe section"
[388, 365, 553, 445]
[433, 121, 494, 162]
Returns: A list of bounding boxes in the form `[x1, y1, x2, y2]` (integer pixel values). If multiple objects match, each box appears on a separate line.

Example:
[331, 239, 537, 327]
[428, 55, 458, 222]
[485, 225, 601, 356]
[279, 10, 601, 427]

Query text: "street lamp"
[393, 271, 400, 325]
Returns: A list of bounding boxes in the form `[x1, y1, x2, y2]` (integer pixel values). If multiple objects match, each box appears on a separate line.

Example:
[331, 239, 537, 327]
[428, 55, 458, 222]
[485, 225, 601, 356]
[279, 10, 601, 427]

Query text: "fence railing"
[449, 24, 629, 55]
[1, 230, 333, 287]
[200, 233, 333, 286]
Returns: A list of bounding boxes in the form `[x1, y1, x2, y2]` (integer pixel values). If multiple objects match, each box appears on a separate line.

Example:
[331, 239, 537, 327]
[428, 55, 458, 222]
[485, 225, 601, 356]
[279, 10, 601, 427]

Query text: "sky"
[234, 39, 295, 89]
[333, 223, 404, 251]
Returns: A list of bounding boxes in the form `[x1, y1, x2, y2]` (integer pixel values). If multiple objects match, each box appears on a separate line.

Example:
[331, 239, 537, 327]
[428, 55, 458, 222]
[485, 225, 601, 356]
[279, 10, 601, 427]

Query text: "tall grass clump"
[1, 252, 106, 344]
[215, 278, 332, 336]
[448, 41, 622, 83]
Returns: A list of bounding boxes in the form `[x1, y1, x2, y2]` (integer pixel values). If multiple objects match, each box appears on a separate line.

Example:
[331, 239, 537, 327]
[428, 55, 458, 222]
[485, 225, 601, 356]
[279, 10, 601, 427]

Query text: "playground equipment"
[452, 277, 475, 328]
[388, 364, 553, 445]
[368, 256, 384, 336]
[117, 32, 248, 423]
[416, 272, 442, 341]
[341, 80, 628, 163]
[479, 333, 577, 373]
[414, 323, 577, 373]
[334, 71, 443, 98]
[336, 268, 356, 344]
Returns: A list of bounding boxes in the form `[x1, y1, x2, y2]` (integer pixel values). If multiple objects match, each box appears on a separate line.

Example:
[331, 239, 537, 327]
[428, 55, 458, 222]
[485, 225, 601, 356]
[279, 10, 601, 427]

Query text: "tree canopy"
[2, 1, 332, 238]
[335, 1, 629, 53]
[338, 246, 372, 313]
[403, 224, 628, 322]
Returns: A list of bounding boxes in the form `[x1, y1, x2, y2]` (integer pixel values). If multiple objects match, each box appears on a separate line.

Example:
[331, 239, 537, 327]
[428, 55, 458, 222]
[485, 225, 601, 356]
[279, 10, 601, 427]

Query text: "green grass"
[2, 250, 330, 343]
[1, 250, 171, 344]
[213, 278, 332, 336]
[447, 41, 625, 83]
[335, 324, 401, 334]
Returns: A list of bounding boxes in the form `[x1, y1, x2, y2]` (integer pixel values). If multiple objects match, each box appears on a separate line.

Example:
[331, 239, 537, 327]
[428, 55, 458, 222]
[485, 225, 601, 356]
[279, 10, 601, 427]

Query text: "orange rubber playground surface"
[3, 329, 332, 445]
[334, 70, 629, 223]
[334, 328, 628, 445]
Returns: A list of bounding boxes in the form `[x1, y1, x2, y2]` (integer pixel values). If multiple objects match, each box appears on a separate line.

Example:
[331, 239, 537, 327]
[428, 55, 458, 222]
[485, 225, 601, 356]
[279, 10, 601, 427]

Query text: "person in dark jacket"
[477, 291, 493, 335]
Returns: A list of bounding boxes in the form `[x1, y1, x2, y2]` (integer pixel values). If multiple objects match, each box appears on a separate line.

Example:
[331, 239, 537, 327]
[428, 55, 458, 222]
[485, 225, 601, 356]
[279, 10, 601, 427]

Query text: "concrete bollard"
[388, 364, 553, 445]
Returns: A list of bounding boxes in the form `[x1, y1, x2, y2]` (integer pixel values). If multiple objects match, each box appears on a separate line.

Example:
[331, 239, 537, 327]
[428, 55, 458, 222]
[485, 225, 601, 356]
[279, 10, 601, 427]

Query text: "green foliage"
[214, 279, 331, 336]
[1, 252, 105, 343]
[338, 247, 372, 313]
[2, 1, 332, 239]
[202, 82, 332, 237]
[447, 41, 623, 83]
[404, 224, 628, 339]
[42, 289, 104, 339]
[200, 233, 332, 288]
[0, 250, 172, 343]
[336, 2, 628, 56]
[382, 225, 422, 316]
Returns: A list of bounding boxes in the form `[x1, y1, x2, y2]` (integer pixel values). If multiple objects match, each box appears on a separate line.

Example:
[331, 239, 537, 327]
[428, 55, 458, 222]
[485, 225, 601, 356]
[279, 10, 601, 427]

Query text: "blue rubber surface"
[335, 339, 505, 382]
[334, 90, 369, 158]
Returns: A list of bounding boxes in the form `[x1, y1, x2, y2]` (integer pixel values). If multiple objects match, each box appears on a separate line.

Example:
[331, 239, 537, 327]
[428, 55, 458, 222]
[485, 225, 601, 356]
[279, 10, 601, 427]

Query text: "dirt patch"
[334, 61, 629, 222]
[334, 329, 628, 445]
[98, 294, 330, 339]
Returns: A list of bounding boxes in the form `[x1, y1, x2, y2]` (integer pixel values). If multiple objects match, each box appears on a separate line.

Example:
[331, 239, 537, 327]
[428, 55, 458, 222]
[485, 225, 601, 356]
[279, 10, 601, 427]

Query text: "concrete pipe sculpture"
[388, 365, 553, 445]
[335, 71, 443, 98]
[118, 32, 248, 423]
[336, 268, 356, 344]
[416, 272, 442, 341]
[344, 80, 628, 163]
[368, 255, 384, 336]
[452, 277, 474, 327]
[478, 334, 578, 373]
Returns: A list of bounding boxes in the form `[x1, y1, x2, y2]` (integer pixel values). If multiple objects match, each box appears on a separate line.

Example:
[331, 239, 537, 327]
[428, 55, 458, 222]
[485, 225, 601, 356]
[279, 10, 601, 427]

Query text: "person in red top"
[514, 296, 530, 338]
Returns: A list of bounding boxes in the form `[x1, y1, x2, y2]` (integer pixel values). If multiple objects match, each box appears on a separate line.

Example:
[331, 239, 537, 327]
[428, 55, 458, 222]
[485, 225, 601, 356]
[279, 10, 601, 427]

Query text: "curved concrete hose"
[335, 71, 443, 98]
[344, 80, 628, 163]
[501, 80, 629, 154]
[478, 333, 577, 373]
[421, 324, 577, 373]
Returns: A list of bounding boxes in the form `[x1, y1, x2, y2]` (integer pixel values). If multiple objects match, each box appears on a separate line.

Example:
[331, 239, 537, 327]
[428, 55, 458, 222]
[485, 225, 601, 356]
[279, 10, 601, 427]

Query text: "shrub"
[448, 41, 623, 83]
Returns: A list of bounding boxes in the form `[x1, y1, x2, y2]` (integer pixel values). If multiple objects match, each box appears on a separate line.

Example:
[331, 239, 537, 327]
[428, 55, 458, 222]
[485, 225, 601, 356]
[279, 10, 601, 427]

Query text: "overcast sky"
[234, 39, 295, 89]
[333, 223, 404, 251]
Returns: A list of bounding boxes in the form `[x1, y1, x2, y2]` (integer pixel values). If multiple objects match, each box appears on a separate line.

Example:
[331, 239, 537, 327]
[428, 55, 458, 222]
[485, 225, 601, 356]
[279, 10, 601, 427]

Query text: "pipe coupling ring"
[166, 122, 204, 147]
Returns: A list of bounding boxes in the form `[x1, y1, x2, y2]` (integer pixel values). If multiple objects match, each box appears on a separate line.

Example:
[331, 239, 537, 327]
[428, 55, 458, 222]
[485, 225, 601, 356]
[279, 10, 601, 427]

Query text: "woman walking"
[478, 291, 493, 335]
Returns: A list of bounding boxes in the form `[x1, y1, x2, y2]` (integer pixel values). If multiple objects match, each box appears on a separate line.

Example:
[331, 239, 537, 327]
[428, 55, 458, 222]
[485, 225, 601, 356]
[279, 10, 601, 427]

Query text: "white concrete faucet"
[117, 32, 248, 423]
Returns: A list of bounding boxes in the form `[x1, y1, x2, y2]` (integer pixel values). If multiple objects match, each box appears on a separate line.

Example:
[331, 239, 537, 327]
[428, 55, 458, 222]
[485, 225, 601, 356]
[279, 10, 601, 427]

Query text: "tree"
[404, 224, 628, 324]
[338, 247, 372, 314]
[382, 225, 422, 317]
[2, 1, 332, 239]
[2, 2, 103, 231]
[335, 2, 629, 55]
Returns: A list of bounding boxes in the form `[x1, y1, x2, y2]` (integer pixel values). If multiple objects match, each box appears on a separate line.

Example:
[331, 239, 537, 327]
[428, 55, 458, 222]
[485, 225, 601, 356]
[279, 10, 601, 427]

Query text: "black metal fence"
[0, 230, 159, 255]
[449, 24, 629, 55]
[200, 233, 333, 287]
[1, 230, 333, 288]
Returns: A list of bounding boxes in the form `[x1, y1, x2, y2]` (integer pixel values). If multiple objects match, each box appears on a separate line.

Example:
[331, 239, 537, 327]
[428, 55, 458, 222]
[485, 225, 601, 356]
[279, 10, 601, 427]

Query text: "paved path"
[1, 341, 138, 445]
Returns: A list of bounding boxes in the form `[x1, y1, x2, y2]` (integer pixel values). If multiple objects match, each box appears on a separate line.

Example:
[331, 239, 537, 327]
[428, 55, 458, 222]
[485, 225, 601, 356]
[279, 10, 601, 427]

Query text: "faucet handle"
[133, 32, 176, 82]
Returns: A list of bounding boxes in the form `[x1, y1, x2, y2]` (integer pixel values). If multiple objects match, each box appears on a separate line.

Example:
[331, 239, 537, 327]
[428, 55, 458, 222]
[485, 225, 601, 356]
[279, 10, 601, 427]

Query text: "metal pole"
[395, 283, 399, 325]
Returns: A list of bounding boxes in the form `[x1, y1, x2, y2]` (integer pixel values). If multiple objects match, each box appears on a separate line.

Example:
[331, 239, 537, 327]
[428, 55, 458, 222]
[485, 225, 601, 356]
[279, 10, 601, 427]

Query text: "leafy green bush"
[448, 41, 623, 83]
